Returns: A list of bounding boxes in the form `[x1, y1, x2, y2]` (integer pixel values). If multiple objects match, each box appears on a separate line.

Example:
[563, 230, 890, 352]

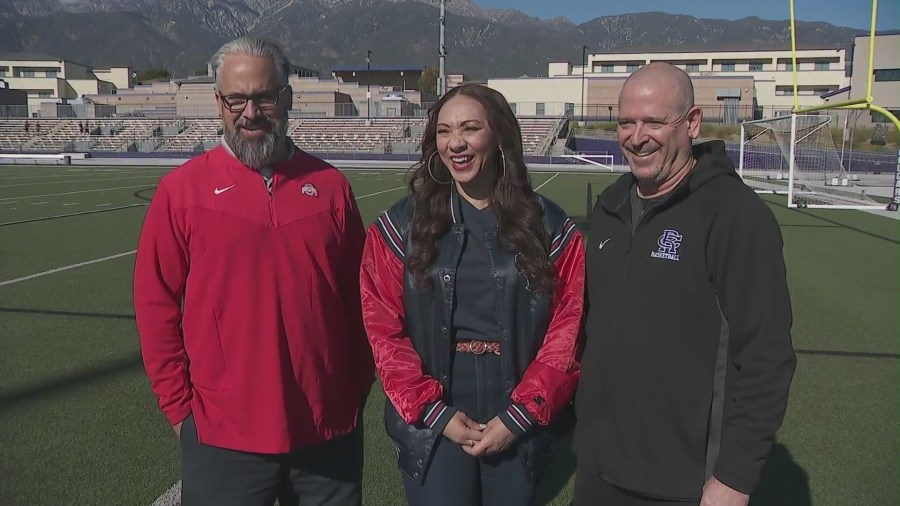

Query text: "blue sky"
[474, 0, 900, 30]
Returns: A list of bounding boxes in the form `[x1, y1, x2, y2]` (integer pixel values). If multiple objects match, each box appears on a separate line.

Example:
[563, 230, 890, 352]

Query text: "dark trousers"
[574, 467, 700, 506]
[180, 415, 363, 506]
[402, 350, 533, 506]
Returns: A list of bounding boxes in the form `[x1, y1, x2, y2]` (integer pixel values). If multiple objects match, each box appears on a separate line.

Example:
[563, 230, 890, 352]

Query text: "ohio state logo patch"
[301, 182, 318, 197]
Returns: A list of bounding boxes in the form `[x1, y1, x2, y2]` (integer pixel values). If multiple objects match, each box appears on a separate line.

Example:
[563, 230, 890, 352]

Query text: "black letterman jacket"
[360, 183, 585, 483]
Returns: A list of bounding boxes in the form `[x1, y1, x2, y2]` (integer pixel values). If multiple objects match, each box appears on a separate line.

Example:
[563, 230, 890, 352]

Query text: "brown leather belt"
[455, 339, 500, 355]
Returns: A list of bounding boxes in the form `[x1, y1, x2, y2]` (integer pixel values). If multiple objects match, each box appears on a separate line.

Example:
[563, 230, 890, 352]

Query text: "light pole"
[366, 49, 372, 125]
[438, 0, 448, 97]
[581, 45, 587, 123]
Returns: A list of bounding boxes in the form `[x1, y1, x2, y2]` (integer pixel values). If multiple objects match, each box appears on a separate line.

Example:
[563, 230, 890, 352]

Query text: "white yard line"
[0, 184, 155, 201]
[356, 186, 406, 199]
[0, 251, 138, 286]
[534, 173, 560, 191]
[150, 481, 181, 506]
[0, 203, 147, 226]
[1, 185, 404, 288]
[0, 175, 163, 188]
[30, 202, 48, 206]
[2, 180, 403, 203]
[0, 168, 168, 181]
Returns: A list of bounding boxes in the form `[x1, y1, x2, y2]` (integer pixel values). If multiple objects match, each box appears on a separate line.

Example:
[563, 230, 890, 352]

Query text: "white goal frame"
[559, 153, 615, 171]
[738, 113, 900, 211]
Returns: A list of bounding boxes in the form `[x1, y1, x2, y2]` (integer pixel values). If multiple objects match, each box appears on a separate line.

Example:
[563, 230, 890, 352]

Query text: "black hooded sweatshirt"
[575, 141, 796, 500]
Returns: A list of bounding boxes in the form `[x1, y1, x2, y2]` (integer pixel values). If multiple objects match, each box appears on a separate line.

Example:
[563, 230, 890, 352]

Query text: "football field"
[0, 164, 897, 505]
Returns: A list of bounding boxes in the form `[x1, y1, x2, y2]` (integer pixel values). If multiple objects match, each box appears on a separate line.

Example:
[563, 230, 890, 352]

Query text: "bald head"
[616, 62, 702, 197]
[620, 62, 695, 115]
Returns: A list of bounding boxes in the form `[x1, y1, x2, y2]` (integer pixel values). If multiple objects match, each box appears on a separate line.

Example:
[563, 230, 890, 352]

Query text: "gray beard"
[224, 116, 288, 169]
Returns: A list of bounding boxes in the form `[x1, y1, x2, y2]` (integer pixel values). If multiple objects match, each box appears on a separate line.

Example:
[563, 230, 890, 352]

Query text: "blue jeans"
[402, 350, 533, 506]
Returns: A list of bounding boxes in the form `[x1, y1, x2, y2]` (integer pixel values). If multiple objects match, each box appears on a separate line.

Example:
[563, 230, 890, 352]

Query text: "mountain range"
[0, 0, 863, 80]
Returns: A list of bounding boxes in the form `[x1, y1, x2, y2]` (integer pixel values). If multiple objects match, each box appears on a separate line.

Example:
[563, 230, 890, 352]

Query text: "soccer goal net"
[738, 114, 899, 210]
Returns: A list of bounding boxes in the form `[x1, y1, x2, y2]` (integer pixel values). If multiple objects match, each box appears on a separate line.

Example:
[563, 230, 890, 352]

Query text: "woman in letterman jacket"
[359, 84, 585, 506]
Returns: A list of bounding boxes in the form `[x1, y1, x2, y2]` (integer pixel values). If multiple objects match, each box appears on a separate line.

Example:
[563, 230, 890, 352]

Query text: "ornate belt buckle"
[470, 340, 487, 355]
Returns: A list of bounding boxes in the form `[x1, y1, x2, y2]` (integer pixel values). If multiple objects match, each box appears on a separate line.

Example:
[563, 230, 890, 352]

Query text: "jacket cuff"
[164, 403, 192, 427]
[422, 400, 456, 435]
[713, 457, 763, 495]
[498, 402, 536, 436]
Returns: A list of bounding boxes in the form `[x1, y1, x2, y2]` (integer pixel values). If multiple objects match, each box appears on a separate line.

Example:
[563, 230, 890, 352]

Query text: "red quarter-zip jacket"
[134, 145, 374, 454]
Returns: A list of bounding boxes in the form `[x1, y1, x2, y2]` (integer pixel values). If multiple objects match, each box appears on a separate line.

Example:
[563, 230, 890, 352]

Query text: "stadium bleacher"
[290, 117, 415, 153]
[154, 119, 220, 153]
[0, 115, 564, 156]
[0, 119, 66, 151]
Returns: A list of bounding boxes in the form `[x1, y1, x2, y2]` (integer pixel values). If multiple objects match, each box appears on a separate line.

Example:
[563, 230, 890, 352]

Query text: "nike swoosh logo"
[214, 184, 236, 195]
[598, 238, 612, 250]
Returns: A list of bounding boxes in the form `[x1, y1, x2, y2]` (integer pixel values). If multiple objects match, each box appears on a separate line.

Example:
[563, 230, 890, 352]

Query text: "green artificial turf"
[0, 165, 896, 505]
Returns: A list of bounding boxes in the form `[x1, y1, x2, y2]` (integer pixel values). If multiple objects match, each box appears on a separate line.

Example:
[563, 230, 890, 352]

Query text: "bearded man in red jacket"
[133, 36, 374, 506]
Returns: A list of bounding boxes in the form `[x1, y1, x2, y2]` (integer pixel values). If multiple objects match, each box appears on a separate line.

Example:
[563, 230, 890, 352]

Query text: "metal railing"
[534, 115, 567, 156]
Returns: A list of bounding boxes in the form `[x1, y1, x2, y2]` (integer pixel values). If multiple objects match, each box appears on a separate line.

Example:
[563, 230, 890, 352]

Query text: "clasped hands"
[442, 410, 517, 457]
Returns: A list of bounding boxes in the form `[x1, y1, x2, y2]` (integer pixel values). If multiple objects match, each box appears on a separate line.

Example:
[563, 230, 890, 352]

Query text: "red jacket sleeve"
[510, 228, 585, 426]
[337, 186, 376, 396]
[133, 179, 192, 426]
[359, 221, 443, 424]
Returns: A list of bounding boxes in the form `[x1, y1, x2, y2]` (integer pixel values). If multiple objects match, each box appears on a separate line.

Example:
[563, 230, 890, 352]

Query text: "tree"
[419, 66, 438, 97]
[137, 68, 171, 82]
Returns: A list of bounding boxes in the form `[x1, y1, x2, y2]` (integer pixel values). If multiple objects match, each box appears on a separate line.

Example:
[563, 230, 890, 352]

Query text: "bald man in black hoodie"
[574, 63, 796, 506]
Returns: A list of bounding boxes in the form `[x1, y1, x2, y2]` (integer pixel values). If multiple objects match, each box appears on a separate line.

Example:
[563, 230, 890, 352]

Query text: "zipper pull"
[626, 234, 633, 253]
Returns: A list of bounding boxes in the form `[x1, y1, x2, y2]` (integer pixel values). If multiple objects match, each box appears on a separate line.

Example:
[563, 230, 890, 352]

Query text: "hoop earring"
[427, 152, 452, 184]
[498, 146, 508, 180]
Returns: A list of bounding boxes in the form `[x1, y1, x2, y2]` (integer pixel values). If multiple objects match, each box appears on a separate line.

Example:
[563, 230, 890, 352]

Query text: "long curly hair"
[406, 84, 555, 293]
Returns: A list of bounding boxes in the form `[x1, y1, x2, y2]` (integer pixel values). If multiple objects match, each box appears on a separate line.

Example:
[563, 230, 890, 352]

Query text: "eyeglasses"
[218, 86, 288, 113]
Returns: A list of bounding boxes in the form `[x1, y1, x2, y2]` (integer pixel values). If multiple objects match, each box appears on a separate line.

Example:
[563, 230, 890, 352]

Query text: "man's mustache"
[236, 117, 274, 130]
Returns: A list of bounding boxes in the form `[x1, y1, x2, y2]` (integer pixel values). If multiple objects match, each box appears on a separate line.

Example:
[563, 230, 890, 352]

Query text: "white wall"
[486, 77, 582, 116]
[93, 67, 132, 90]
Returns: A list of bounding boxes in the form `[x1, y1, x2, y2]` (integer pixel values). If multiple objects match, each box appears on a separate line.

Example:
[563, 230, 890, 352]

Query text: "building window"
[38, 91, 52, 98]
[869, 111, 900, 123]
[600, 64, 614, 73]
[874, 68, 900, 82]
[536, 103, 545, 116]
[565, 103, 574, 115]
[46, 70, 58, 78]
[721, 63, 735, 72]
[22, 70, 35, 77]
[0, 69, 5, 77]
[784, 61, 794, 71]
[686, 63, 699, 73]
[509, 103, 516, 115]
[749, 61, 764, 72]
[626, 64, 640, 73]
[815, 61, 830, 71]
